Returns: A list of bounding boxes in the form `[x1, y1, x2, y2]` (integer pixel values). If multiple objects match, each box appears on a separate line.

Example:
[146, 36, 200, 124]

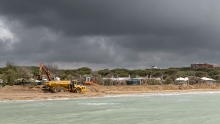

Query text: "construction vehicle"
[84, 77, 100, 85]
[38, 63, 52, 81]
[44, 80, 86, 93]
[38, 63, 86, 93]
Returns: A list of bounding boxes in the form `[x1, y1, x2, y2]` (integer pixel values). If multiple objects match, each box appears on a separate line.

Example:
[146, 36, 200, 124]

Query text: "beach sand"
[0, 84, 220, 101]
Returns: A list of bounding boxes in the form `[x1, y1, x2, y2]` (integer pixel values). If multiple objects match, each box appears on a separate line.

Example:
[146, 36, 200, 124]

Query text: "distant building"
[191, 63, 214, 68]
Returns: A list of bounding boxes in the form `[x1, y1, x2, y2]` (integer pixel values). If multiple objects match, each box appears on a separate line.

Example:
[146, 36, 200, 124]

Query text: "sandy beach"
[1, 84, 220, 101]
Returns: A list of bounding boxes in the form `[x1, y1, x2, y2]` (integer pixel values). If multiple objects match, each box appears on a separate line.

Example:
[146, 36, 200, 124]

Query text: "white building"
[175, 77, 189, 84]
[201, 77, 216, 84]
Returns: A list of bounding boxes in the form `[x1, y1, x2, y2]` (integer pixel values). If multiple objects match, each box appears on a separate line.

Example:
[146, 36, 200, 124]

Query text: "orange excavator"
[38, 63, 52, 81]
[84, 77, 100, 85]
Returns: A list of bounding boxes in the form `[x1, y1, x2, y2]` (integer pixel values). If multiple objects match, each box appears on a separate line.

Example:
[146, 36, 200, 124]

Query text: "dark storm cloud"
[0, 0, 220, 69]
[0, 0, 205, 36]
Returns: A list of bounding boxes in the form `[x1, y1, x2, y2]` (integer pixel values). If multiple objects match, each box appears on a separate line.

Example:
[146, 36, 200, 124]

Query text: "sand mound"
[1, 83, 220, 94]
[0, 85, 43, 92]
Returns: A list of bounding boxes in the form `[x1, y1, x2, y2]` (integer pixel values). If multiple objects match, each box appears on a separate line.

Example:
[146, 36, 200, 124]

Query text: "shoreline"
[1, 89, 220, 102]
[1, 84, 220, 101]
[1, 90, 220, 102]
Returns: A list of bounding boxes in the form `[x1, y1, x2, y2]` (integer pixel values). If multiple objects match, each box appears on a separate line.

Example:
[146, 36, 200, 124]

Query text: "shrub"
[147, 79, 161, 85]
[103, 79, 112, 86]
[164, 77, 173, 84]
[31, 82, 38, 86]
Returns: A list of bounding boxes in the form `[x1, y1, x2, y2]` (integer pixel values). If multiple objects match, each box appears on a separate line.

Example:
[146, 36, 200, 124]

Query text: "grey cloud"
[0, 0, 220, 69]
[1, 0, 209, 36]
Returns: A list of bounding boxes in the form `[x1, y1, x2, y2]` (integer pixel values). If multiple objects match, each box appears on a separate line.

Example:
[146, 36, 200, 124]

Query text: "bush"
[2, 83, 6, 87]
[147, 79, 161, 85]
[103, 79, 112, 86]
[120, 80, 126, 85]
[164, 77, 173, 84]
[31, 82, 38, 86]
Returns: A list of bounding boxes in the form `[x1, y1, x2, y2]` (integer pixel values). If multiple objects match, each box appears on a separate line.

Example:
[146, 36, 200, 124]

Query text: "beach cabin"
[175, 77, 189, 85]
[102, 76, 130, 85]
[126, 78, 142, 85]
[201, 77, 216, 84]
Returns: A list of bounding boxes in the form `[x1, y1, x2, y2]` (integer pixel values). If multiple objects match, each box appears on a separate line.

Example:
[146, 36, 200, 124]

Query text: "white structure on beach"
[201, 77, 216, 84]
[175, 77, 189, 84]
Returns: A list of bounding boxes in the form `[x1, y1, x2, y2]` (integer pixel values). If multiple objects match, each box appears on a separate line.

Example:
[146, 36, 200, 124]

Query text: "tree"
[17, 66, 33, 80]
[165, 69, 178, 76]
[195, 67, 210, 72]
[2, 62, 18, 85]
[0, 68, 5, 74]
[119, 73, 129, 77]
[208, 70, 219, 79]
[186, 71, 196, 76]
[98, 69, 110, 77]
[31, 66, 39, 77]
[164, 76, 173, 84]
[133, 69, 146, 77]
[176, 71, 187, 77]
[195, 71, 208, 77]
[110, 68, 130, 77]
[46, 64, 61, 78]
[90, 71, 103, 84]
[62, 69, 78, 80]
[153, 71, 163, 78]
[77, 67, 92, 75]
[188, 76, 204, 85]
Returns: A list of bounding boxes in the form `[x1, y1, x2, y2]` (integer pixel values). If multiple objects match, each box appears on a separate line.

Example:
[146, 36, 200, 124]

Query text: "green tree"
[208, 70, 219, 79]
[119, 73, 129, 77]
[98, 69, 111, 77]
[195, 71, 208, 77]
[77, 67, 92, 75]
[195, 67, 210, 72]
[31, 66, 39, 77]
[176, 71, 187, 77]
[186, 71, 196, 76]
[180, 67, 193, 71]
[2, 62, 18, 85]
[153, 71, 163, 78]
[165, 69, 178, 76]
[164, 76, 173, 84]
[110, 68, 130, 77]
[133, 69, 146, 77]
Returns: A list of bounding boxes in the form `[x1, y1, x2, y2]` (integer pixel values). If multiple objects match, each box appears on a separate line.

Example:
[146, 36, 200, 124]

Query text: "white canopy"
[175, 77, 189, 81]
[35, 80, 41, 82]
[201, 77, 215, 81]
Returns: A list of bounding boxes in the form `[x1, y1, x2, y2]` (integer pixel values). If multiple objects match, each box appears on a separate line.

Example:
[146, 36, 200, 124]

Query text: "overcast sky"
[0, 0, 220, 70]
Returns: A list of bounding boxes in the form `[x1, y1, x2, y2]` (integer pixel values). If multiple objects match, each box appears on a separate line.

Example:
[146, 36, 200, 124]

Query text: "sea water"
[1, 92, 220, 124]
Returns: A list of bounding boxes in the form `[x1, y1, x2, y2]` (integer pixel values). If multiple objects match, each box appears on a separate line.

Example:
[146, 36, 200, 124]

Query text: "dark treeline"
[1, 62, 220, 85]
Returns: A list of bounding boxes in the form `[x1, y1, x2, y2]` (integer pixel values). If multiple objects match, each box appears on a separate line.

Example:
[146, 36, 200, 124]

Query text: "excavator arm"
[38, 63, 52, 81]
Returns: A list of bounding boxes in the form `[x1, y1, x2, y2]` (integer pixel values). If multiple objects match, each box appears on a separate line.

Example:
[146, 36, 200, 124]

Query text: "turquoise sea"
[1, 91, 220, 124]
